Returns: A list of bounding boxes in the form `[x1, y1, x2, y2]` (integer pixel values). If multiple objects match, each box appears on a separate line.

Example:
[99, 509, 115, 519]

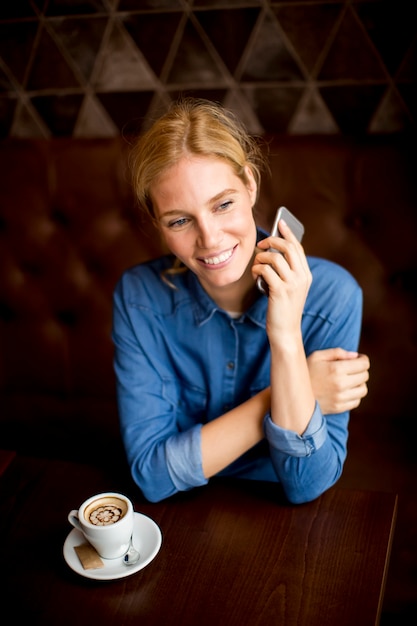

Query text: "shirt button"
[227, 361, 235, 370]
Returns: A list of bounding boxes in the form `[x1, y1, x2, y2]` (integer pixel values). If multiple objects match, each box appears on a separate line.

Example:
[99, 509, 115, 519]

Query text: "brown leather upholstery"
[0, 136, 416, 469]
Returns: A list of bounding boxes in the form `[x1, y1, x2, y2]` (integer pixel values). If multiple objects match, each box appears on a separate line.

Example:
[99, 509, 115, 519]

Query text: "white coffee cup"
[68, 492, 134, 559]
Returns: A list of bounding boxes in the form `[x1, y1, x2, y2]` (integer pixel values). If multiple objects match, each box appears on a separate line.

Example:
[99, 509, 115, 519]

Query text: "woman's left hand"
[307, 348, 370, 413]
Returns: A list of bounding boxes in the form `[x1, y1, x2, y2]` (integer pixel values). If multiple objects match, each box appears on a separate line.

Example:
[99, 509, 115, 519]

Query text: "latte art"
[88, 504, 123, 526]
[83, 494, 128, 529]
[69, 493, 134, 559]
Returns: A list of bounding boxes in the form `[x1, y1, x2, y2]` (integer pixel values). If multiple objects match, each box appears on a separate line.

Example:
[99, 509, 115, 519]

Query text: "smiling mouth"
[200, 247, 235, 266]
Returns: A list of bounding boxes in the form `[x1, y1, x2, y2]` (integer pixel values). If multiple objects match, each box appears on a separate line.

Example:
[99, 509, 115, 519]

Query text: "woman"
[112, 98, 369, 503]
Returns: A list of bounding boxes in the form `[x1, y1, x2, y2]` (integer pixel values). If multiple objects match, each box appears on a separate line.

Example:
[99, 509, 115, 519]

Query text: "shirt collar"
[186, 227, 269, 329]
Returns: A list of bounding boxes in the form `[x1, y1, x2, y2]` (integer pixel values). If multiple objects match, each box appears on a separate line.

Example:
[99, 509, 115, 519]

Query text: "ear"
[244, 165, 258, 205]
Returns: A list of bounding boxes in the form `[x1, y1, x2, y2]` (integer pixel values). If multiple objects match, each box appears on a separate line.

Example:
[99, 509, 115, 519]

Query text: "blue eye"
[218, 200, 232, 211]
[168, 217, 188, 228]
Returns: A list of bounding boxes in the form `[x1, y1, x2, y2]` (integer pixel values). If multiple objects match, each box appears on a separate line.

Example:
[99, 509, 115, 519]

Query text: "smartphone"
[257, 206, 305, 295]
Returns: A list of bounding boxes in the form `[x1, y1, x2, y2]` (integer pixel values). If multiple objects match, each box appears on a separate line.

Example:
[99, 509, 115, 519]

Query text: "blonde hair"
[129, 98, 267, 287]
[130, 98, 267, 218]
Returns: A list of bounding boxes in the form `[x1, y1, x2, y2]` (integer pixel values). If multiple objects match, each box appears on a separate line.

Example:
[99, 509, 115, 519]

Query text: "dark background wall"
[0, 0, 416, 139]
[1, 1, 416, 622]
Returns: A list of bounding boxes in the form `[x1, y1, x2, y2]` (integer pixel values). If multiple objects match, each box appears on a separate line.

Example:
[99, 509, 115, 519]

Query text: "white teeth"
[202, 249, 233, 265]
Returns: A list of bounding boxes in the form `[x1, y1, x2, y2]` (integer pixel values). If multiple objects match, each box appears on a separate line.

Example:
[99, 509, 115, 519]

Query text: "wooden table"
[0, 453, 397, 626]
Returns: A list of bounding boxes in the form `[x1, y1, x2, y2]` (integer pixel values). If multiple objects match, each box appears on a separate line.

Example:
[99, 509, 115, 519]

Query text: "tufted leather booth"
[0, 135, 416, 479]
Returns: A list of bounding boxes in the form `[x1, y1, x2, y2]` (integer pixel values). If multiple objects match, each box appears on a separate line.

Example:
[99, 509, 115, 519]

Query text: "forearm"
[128, 388, 269, 502]
[201, 387, 270, 478]
[269, 336, 316, 435]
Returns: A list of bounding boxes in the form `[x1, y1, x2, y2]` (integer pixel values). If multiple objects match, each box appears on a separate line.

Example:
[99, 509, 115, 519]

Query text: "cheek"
[160, 231, 176, 252]
[240, 217, 257, 257]
[236, 209, 257, 241]
[161, 231, 191, 260]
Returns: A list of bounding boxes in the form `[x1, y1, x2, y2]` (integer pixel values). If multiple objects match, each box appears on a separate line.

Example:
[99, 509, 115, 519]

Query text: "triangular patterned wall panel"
[0, 0, 415, 138]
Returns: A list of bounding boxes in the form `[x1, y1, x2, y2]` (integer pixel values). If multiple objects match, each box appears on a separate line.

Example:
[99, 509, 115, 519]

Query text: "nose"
[196, 216, 223, 249]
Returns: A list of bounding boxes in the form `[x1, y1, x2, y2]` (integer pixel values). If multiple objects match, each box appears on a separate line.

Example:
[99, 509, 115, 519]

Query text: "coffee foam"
[84, 496, 128, 526]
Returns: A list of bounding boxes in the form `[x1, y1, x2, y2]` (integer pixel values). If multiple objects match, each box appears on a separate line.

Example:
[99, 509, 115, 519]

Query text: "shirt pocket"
[162, 377, 208, 429]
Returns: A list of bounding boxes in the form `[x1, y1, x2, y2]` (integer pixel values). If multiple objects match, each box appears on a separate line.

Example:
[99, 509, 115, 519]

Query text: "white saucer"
[63, 511, 162, 580]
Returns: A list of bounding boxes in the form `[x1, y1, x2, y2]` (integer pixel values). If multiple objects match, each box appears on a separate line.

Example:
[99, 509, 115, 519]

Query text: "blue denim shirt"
[112, 233, 363, 503]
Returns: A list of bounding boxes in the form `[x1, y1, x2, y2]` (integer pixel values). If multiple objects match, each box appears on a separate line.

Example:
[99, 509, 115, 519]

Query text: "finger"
[278, 218, 300, 243]
[357, 354, 371, 369]
[345, 359, 371, 377]
[331, 383, 369, 412]
[330, 355, 370, 376]
[314, 347, 359, 362]
[341, 381, 369, 402]
[258, 226, 305, 261]
[349, 371, 370, 387]
[256, 245, 298, 281]
[344, 385, 368, 409]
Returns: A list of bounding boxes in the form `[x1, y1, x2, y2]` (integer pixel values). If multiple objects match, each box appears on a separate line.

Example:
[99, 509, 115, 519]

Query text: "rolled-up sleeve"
[264, 402, 327, 457]
[165, 425, 208, 491]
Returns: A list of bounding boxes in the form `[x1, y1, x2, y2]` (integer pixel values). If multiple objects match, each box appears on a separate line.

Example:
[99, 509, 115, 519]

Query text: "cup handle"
[68, 509, 82, 531]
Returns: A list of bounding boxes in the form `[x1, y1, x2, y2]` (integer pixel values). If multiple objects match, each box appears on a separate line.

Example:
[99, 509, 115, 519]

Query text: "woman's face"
[150, 155, 258, 300]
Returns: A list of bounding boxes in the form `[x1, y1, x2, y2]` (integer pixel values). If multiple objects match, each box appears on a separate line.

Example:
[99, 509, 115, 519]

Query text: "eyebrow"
[210, 188, 238, 204]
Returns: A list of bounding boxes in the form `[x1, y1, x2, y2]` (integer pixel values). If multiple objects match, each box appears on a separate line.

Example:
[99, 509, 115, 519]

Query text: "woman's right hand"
[307, 348, 370, 414]
[254, 220, 312, 343]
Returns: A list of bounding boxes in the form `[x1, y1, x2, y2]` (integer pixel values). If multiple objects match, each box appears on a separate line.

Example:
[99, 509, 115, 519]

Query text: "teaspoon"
[123, 535, 140, 566]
